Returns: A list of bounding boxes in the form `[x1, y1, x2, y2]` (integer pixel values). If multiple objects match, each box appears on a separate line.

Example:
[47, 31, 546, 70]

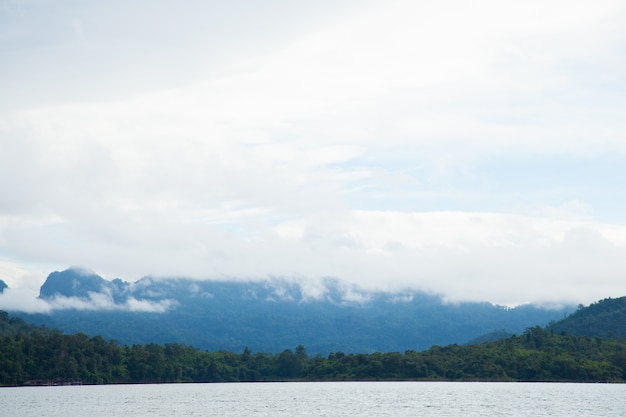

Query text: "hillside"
[12, 268, 575, 354]
[0, 310, 46, 337]
[547, 297, 626, 339]
[1, 311, 625, 385]
[4, 293, 626, 385]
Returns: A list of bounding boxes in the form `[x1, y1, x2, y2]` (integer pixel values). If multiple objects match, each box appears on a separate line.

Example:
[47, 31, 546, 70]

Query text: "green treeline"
[1, 311, 626, 385]
[548, 297, 626, 339]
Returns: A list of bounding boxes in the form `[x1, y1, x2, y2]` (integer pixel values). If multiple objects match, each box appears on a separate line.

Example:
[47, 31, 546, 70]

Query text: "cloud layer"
[1, 0, 626, 307]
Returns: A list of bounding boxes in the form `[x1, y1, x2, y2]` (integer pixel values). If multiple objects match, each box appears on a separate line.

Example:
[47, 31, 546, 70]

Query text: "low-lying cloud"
[0, 287, 176, 314]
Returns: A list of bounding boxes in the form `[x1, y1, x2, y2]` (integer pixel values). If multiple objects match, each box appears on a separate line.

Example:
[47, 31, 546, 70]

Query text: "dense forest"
[548, 297, 626, 339]
[1, 311, 625, 385]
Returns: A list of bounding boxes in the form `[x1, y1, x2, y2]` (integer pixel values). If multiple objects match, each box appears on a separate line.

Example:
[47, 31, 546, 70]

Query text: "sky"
[1, 0, 626, 310]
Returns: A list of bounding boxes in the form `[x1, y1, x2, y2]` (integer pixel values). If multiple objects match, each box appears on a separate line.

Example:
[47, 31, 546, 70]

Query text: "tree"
[278, 349, 301, 378]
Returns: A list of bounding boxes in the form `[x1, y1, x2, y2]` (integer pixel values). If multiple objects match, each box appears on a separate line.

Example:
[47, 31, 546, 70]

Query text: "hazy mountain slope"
[15, 268, 575, 354]
[547, 297, 626, 339]
[0, 310, 46, 337]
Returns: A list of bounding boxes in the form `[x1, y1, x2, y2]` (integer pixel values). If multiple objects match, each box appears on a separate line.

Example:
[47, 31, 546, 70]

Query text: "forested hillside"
[1, 311, 625, 385]
[547, 297, 626, 339]
[0, 311, 43, 336]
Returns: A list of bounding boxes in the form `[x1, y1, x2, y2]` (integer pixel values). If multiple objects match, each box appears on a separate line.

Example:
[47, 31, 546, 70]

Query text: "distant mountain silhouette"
[15, 268, 576, 354]
[0, 280, 6, 293]
[39, 268, 131, 303]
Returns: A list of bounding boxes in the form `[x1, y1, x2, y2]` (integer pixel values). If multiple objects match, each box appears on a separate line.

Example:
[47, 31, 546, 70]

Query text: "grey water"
[2, 381, 625, 417]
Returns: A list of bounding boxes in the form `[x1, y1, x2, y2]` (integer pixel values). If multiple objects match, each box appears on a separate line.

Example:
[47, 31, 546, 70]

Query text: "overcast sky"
[1, 0, 626, 309]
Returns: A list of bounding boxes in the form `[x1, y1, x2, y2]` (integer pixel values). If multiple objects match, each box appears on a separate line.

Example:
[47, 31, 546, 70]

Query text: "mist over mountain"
[0, 280, 6, 293]
[15, 268, 575, 354]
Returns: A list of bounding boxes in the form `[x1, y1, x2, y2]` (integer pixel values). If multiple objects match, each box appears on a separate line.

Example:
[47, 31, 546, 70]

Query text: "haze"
[1, 0, 626, 308]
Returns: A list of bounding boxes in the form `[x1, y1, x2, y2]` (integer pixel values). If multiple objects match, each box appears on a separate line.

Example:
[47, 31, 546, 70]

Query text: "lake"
[2, 381, 625, 416]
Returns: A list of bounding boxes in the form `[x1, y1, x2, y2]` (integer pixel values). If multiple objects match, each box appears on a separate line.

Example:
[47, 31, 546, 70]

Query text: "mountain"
[0, 280, 6, 293]
[547, 296, 626, 339]
[15, 268, 575, 354]
[39, 269, 132, 304]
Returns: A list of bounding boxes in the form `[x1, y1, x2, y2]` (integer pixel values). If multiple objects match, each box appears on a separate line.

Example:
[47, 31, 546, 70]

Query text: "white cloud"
[1, 0, 626, 307]
[268, 210, 626, 306]
[0, 288, 52, 314]
[0, 287, 176, 313]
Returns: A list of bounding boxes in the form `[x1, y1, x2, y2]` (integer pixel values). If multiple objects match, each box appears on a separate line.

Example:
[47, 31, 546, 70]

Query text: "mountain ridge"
[14, 268, 576, 354]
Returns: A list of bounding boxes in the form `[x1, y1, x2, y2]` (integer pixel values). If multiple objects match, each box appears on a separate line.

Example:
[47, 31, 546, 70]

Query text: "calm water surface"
[2, 381, 625, 417]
